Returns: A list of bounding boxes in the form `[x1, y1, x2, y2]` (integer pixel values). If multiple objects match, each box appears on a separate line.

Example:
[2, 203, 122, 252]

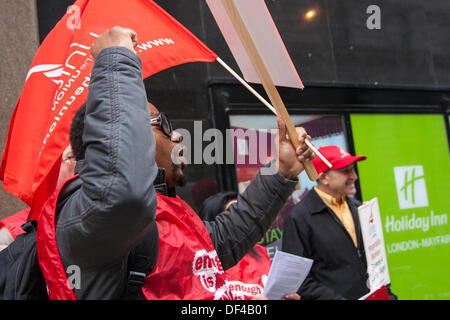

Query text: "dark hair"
[199, 191, 262, 259]
[69, 103, 87, 161]
[198, 191, 238, 221]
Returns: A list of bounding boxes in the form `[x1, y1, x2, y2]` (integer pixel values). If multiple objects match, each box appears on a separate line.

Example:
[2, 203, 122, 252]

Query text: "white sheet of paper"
[262, 250, 313, 300]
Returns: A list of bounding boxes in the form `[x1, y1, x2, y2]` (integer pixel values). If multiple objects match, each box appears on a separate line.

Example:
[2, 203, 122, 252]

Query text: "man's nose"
[350, 168, 358, 180]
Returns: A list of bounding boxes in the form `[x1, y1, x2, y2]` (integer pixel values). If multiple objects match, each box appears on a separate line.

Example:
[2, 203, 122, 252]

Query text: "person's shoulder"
[300, 188, 324, 208]
[287, 189, 320, 219]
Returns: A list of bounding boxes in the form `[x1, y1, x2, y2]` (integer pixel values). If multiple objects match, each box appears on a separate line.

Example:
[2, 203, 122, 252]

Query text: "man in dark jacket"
[53, 26, 314, 299]
[282, 145, 370, 300]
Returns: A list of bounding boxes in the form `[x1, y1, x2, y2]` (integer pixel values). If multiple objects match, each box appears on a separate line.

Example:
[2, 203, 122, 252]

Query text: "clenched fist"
[275, 117, 314, 180]
[90, 26, 138, 58]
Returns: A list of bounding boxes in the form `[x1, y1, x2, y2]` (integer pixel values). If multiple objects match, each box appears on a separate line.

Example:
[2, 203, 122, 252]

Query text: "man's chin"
[176, 174, 187, 187]
[346, 185, 357, 196]
[173, 165, 187, 187]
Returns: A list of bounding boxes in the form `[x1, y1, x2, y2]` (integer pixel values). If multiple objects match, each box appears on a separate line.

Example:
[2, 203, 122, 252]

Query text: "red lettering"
[371, 249, 381, 260]
[369, 239, 381, 251]
[195, 257, 202, 271]
[220, 290, 234, 300]
[206, 276, 214, 288]
[215, 256, 223, 272]
[203, 256, 213, 269]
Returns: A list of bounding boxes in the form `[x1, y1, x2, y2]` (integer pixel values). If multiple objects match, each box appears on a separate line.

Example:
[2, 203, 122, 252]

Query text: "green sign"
[351, 114, 450, 300]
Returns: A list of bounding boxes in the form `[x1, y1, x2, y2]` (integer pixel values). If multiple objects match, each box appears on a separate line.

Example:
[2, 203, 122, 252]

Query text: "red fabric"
[363, 285, 390, 300]
[36, 175, 79, 300]
[225, 244, 271, 300]
[36, 186, 234, 300]
[0, 0, 217, 220]
[142, 193, 235, 300]
[0, 0, 88, 207]
[0, 208, 30, 239]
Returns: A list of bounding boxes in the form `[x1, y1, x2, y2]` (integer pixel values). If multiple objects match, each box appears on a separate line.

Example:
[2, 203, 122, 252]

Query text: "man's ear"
[317, 172, 328, 185]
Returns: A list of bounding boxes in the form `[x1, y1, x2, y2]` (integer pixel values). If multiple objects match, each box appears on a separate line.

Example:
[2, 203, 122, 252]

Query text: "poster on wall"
[358, 197, 390, 291]
[229, 114, 347, 259]
[351, 114, 450, 300]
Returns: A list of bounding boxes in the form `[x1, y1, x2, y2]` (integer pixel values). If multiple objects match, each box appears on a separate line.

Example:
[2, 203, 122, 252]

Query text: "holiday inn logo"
[394, 165, 429, 209]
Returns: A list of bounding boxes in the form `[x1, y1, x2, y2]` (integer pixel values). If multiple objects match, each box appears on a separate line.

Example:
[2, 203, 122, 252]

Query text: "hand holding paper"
[262, 250, 313, 300]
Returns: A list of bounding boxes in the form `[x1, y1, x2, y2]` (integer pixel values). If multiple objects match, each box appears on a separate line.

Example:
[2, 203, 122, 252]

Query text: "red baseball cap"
[312, 145, 367, 174]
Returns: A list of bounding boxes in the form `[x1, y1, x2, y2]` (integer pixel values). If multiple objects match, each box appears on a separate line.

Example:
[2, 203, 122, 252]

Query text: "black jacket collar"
[153, 168, 176, 197]
[303, 188, 329, 215]
[304, 187, 363, 248]
[74, 160, 176, 198]
[305, 188, 361, 215]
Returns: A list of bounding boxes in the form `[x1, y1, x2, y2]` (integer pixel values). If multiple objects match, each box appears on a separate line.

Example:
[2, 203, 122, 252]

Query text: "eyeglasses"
[150, 112, 173, 138]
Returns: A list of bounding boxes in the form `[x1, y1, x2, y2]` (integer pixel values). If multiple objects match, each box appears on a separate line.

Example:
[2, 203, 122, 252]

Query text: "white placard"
[358, 197, 391, 290]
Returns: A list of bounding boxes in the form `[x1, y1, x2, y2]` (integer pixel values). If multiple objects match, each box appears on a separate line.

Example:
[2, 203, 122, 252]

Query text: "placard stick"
[221, 0, 319, 180]
[216, 57, 277, 115]
[217, 57, 332, 169]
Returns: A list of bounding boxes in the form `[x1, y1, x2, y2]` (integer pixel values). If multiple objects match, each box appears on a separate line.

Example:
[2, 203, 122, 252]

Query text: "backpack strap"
[125, 221, 159, 300]
[21, 220, 37, 233]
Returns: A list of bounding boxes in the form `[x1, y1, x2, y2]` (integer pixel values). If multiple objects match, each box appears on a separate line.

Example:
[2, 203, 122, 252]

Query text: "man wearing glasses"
[148, 109, 187, 192]
[37, 27, 313, 299]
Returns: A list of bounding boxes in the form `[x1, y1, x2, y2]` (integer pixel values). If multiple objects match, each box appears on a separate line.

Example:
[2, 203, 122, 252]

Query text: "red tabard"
[225, 244, 271, 300]
[142, 193, 235, 300]
[37, 175, 79, 300]
[37, 180, 235, 300]
[0, 208, 30, 239]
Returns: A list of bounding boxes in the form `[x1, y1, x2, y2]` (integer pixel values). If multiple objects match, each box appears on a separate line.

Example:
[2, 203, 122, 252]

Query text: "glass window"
[229, 114, 347, 258]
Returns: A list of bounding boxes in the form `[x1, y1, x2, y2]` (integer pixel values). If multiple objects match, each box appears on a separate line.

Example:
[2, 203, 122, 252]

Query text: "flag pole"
[216, 57, 332, 169]
[216, 57, 276, 115]
[220, 0, 323, 180]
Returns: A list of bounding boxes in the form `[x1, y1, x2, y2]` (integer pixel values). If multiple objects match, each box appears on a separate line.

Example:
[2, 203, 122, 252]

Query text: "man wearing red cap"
[282, 145, 370, 299]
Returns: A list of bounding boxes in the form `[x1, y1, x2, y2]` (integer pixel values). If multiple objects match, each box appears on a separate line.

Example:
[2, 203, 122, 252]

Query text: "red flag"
[0, 0, 217, 219]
